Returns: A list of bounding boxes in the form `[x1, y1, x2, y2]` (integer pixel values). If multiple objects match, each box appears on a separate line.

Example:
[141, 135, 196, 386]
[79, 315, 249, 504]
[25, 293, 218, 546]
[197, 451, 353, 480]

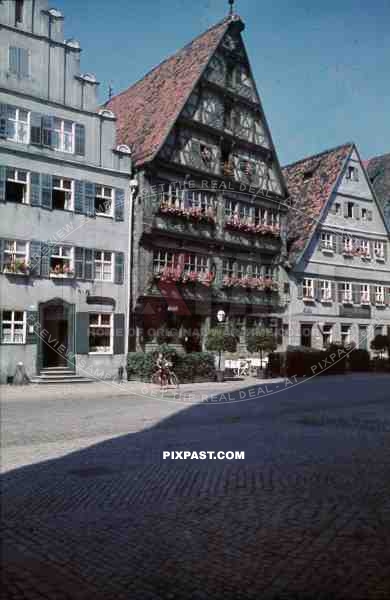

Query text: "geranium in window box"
[3, 260, 30, 276]
[50, 264, 74, 278]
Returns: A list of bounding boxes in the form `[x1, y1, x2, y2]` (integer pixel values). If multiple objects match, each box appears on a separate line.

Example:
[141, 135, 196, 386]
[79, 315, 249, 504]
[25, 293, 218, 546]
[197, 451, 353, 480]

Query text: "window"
[238, 203, 251, 221]
[50, 245, 73, 277]
[5, 168, 28, 204]
[303, 278, 314, 300]
[15, 1, 24, 24]
[9, 47, 29, 78]
[320, 280, 332, 302]
[252, 264, 263, 278]
[374, 325, 384, 337]
[52, 178, 73, 211]
[223, 259, 235, 277]
[187, 190, 215, 214]
[184, 253, 209, 274]
[239, 158, 256, 178]
[321, 232, 334, 251]
[346, 166, 359, 182]
[361, 208, 368, 220]
[200, 144, 213, 168]
[6, 106, 29, 143]
[322, 324, 333, 348]
[333, 202, 341, 215]
[374, 241, 385, 261]
[1, 310, 26, 344]
[341, 325, 351, 345]
[375, 285, 385, 305]
[52, 118, 74, 153]
[254, 207, 268, 226]
[360, 239, 371, 258]
[161, 184, 183, 209]
[340, 282, 352, 304]
[300, 324, 312, 348]
[236, 262, 249, 279]
[346, 202, 354, 218]
[89, 313, 113, 354]
[153, 250, 179, 274]
[225, 199, 235, 218]
[95, 186, 113, 216]
[95, 251, 113, 281]
[2, 240, 28, 274]
[343, 235, 353, 253]
[360, 284, 370, 305]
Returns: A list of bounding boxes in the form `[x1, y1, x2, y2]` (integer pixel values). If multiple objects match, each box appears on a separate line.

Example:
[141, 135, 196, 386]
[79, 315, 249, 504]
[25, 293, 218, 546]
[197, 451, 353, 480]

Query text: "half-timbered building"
[107, 11, 288, 352]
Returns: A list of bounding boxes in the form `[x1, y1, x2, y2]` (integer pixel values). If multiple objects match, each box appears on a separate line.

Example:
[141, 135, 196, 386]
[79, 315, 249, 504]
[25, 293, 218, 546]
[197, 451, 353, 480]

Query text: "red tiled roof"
[282, 143, 353, 264]
[105, 17, 234, 167]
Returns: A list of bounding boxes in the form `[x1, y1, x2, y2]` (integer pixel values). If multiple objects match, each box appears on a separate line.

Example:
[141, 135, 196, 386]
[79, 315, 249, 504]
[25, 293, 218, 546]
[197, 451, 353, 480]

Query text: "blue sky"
[55, 0, 389, 165]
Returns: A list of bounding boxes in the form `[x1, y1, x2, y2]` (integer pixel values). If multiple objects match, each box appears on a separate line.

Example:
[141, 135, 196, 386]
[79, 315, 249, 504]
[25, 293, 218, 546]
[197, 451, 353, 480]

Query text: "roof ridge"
[106, 17, 230, 106]
[367, 152, 390, 164]
[282, 142, 354, 170]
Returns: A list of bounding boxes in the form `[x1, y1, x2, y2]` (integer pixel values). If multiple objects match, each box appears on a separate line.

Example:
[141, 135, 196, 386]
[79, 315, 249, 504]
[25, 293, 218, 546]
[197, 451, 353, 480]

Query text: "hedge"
[127, 347, 216, 383]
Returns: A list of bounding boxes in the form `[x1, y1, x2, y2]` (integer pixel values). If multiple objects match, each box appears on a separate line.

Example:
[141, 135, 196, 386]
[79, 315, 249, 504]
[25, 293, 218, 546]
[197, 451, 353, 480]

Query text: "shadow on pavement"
[2, 377, 390, 599]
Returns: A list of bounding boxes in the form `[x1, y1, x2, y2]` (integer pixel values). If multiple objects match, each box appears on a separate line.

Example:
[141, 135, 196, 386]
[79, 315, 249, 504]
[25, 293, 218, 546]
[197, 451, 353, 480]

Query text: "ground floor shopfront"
[0, 295, 126, 383]
[132, 283, 286, 354]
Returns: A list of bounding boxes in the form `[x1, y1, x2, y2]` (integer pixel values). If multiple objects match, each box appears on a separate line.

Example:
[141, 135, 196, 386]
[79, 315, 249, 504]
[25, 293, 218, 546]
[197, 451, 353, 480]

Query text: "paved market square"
[2, 374, 390, 599]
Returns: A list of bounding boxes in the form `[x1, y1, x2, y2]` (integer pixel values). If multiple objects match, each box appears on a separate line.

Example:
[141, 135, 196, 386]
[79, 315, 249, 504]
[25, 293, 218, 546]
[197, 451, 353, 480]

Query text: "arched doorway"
[39, 299, 75, 369]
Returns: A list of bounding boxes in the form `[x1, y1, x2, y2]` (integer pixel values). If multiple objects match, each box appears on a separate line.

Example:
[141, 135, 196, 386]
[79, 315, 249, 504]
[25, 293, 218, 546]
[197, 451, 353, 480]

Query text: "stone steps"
[30, 367, 93, 384]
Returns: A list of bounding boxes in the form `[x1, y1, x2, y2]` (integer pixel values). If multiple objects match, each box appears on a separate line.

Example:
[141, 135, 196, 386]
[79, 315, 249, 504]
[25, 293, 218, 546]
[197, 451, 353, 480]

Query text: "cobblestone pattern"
[2, 375, 390, 599]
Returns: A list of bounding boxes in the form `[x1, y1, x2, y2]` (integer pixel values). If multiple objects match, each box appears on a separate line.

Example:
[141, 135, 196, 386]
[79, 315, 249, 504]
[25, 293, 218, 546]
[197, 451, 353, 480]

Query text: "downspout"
[125, 174, 138, 359]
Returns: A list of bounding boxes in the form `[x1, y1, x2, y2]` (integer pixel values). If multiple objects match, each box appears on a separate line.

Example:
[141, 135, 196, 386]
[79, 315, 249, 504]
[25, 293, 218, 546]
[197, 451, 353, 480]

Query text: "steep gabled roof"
[366, 153, 390, 218]
[105, 17, 234, 167]
[282, 143, 353, 264]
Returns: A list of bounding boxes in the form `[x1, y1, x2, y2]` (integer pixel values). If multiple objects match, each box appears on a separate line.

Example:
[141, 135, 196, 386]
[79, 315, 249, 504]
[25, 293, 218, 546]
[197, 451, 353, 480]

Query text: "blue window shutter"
[75, 124, 85, 155]
[40, 243, 50, 277]
[84, 248, 94, 280]
[30, 172, 41, 206]
[9, 47, 18, 74]
[114, 252, 124, 284]
[42, 116, 53, 148]
[75, 313, 90, 354]
[75, 247, 84, 279]
[113, 314, 125, 354]
[0, 104, 7, 139]
[30, 112, 43, 146]
[0, 166, 6, 202]
[115, 188, 125, 221]
[41, 174, 52, 209]
[29, 241, 41, 276]
[19, 49, 29, 78]
[0, 239, 4, 272]
[84, 181, 95, 217]
[74, 180, 84, 213]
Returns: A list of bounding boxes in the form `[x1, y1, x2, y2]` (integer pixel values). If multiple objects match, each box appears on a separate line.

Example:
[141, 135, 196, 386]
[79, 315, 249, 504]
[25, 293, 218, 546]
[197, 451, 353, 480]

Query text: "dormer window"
[15, 0, 24, 25]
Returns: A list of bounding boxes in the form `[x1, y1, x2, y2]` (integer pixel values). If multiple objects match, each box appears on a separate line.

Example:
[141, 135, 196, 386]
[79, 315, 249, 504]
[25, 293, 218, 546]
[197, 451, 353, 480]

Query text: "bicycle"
[151, 367, 179, 389]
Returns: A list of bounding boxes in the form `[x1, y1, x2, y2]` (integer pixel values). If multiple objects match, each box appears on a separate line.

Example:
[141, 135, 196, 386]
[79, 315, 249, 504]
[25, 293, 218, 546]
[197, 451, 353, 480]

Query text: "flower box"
[159, 203, 216, 225]
[3, 260, 30, 276]
[225, 218, 280, 237]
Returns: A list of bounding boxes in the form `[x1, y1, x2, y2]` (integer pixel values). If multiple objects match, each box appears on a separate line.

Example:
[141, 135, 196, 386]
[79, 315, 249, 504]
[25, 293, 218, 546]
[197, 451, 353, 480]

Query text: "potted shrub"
[206, 327, 238, 382]
[246, 327, 277, 378]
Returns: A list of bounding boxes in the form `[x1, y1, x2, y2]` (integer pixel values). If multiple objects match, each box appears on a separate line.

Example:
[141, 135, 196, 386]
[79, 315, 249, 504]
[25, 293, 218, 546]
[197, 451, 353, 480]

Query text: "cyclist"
[155, 353, 171, 387]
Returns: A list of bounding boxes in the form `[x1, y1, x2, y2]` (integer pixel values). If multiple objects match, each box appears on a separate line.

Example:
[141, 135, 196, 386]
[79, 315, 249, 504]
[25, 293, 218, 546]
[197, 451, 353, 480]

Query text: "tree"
[205, 327, 237, 370]
[246, 328, 277, 368]
[370, 334, 389, 358]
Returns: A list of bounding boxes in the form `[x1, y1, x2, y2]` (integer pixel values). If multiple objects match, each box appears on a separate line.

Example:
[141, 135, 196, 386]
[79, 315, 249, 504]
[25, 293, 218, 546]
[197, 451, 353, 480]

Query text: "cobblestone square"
[2, 374, 390, 599]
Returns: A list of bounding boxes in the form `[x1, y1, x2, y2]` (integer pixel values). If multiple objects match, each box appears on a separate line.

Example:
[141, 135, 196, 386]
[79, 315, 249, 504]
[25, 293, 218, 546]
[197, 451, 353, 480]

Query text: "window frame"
[49, 245, 74, 278]
[95, 185, 114, 217]
[5, 167, 29, 204]
[52, 118, 75, 154]
[1, 310, 26, 344]
[375, 285, 385, 306]
[341, 282, 353, 304]
[94, 250, 113, 282]
[88, 313, 113, 355]
[321, 232, 334, 252]
[6, 106, 30, 144]
[374, 241, 385, 261]
[320, 280, 332, 302]
[303, 278, 314, 300]
[2, 239, 29, 274]
[52, 177, 74, 211]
